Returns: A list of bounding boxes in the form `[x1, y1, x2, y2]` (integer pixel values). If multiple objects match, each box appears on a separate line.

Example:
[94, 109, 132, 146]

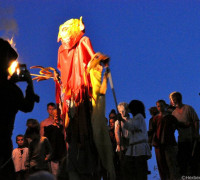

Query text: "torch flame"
[8, 60, 19, 76]
[7, 37, 16, 49]
[7, 37, 20, 77]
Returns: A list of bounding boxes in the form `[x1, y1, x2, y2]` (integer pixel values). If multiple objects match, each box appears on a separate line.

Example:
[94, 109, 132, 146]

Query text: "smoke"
[0, 5, 18, 38]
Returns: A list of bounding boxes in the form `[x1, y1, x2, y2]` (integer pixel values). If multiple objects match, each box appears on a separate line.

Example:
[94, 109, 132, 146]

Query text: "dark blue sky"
[1, 1, 200, 178]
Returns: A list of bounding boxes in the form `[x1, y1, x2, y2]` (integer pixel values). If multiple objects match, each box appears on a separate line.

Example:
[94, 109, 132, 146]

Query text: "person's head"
[0, 38, 18, 77]
[109, 109, 117, 120]
[16, 134, 24, 147]
[47, 102, 56, 117]
[149, 106, 159, 117]
[25, 119, 40, 140]
[117, 102, 129, 118]
[128, 100, 146, 118]
[156, 100, 167, 113]
[109, 118, 115, 130]
[52, 109, 61, 125]
[26, 118, 40, 128]
[169, 91, 182, 107]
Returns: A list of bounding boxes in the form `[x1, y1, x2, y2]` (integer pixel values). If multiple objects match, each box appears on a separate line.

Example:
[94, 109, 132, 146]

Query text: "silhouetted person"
[169, 91, 199, 176]
[108, 114, 120, 180]
[152, 100, 180, 180]
[24, 119, 41, 148]
[0, 38, 38, 179]
[148, 106, 159, 150]
[25, 119, 51, 176]
[109, 109, 117, 120]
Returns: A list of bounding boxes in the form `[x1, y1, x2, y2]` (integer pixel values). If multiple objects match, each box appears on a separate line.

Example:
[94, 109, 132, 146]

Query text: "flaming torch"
[7, 37, 19, 79]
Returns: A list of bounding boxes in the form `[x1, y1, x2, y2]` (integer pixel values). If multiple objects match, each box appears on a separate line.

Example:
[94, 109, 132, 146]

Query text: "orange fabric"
[55, 80, 61, 104]
[57, 36, 95, 103]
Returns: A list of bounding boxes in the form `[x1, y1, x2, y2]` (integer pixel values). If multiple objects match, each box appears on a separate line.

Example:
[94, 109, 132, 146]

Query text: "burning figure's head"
[0, 38, 18, 76]
[57, 16, 85, 49]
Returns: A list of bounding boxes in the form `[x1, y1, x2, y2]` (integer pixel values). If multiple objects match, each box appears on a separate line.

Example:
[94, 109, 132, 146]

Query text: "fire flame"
[7, 37, 16, 50]
[7, 37, 19, 77]
[8, 60, 19, 76]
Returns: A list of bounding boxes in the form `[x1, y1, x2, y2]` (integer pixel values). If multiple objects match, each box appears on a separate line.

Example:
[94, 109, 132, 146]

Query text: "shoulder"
[12, 148, 18, 153]
[184, 104, 195, 111]
[153, 114, 160, 121]
[134, 113, 144, 121]
[3, 80, 20, 89]
[127, 117, 133, 122]
[23, 147, 29, 152]
[40, 118, 51, 126]
[2, 81, 23, 96]
[40, 119, 46, 124]
[152, 114, 161, 124]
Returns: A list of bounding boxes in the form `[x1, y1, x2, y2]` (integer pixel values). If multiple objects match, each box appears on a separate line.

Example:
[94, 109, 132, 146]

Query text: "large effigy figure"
[57, 17, 94, 122]
[56, 17, 115, 180]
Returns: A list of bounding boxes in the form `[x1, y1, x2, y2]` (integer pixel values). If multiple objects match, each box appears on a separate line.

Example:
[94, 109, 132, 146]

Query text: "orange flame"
[7, 37, 16, 49]
[8, 60, 19, 76]
[7, 37, 20, 77]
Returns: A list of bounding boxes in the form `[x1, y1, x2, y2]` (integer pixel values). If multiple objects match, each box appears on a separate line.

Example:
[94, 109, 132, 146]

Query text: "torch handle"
[106, 67, 123, 160]
[106, 67, 118, 110]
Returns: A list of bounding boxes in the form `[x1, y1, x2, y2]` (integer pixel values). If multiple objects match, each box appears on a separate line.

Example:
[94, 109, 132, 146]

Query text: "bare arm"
[40, 122, 44, 137]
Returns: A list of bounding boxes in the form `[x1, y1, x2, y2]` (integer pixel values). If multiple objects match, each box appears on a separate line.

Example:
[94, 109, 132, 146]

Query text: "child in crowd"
[12, 134, 29, 180]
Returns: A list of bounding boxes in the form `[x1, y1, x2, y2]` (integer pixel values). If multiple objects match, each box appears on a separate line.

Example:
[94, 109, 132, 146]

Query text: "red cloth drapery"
[56, 36, 95, 104]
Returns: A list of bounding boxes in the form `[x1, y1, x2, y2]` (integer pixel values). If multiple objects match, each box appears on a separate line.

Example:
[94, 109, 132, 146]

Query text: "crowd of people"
[106, 92, 200, 180]
[12, 103, 66, 180]
[9, 92, 200, 180]
[147, 92, 200, 180]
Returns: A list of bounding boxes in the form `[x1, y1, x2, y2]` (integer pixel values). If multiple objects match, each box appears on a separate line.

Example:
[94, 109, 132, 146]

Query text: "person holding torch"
[0, 38, 38, 180]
